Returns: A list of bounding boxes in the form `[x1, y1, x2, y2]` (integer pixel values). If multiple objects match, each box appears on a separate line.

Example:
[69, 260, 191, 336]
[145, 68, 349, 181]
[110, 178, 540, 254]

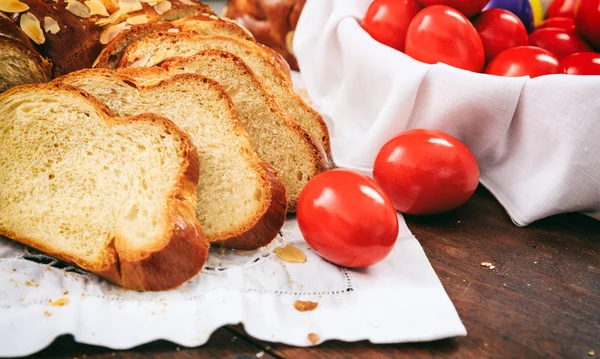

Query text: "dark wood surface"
[26, 187, 600, 359]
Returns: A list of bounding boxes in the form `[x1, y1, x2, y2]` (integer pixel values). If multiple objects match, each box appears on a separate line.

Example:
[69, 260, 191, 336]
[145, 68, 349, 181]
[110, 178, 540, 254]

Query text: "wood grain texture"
[27, 187, 600, 358]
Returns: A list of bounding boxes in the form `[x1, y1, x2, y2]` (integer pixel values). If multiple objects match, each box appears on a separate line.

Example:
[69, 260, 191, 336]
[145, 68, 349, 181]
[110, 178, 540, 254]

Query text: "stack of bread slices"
[0, 0, 331, 291]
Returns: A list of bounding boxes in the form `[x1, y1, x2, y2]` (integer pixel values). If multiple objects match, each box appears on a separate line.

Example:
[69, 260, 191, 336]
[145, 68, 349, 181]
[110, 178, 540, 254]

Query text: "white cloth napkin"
[294, 0, 600, 226]
[0, 75, 466, 357]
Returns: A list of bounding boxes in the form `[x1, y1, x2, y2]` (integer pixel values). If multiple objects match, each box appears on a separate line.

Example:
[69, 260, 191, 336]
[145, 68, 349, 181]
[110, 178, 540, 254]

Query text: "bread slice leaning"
[54, 69, 286, 249]
[155, 51, 328, 212]
[118, 33, 330, 155]
[0, 83, 207, 291]
[94, 14, 255, 70]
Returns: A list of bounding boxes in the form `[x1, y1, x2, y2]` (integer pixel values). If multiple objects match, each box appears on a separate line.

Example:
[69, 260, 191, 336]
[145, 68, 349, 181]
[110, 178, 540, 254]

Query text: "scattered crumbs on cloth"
[481, 262, 496, 270]
[294, 300, 318, 312]
[275, 244, 307, 263]
[256, 351, 264, 358]
[50, 297, 69, 307]
[43, 311, 51, 317]
[308, 333, 320, 345]
[588, 350, 595, 356]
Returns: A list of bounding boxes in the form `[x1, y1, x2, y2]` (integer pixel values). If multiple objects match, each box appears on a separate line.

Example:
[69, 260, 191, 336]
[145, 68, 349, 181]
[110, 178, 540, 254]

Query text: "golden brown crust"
[94, 22, 175, 69]
[224, 0, 306, 70]
[0, 83, 207, 291]
[2, 0, 215, 77]
[95, 14, 257, 70]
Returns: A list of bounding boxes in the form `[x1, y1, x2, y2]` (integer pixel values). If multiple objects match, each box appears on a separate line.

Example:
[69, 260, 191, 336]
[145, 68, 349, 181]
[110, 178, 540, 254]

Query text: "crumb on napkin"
[275, 244, 307, 263]
[294, 300, 318, 312]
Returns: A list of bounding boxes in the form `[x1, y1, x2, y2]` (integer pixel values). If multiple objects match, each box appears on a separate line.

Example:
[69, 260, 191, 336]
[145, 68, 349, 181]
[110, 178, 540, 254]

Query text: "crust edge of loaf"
[0, 84, 208, 291]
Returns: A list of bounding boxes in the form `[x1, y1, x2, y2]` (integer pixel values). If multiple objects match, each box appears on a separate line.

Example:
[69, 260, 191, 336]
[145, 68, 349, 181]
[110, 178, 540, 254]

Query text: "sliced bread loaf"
[94, 14, 254, 70]
[54, 69, 286, 249]
[0, 83, 207, 291]
[155, 51, 328, 211]
[118, 33, 330, 155]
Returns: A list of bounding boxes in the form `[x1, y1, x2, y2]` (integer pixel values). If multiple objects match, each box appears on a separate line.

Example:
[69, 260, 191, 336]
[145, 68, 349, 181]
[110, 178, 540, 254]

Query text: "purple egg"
[484, 0, 535, 32]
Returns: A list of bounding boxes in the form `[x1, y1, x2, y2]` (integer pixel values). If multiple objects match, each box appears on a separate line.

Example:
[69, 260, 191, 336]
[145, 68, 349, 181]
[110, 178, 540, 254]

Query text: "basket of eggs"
[291, 0, 600, 226]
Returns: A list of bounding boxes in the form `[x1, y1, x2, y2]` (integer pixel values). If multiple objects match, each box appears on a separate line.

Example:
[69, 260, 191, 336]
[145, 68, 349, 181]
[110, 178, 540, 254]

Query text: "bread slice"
[0, 17, 51, 93]
[55, 69, 286, 249]
[0, 82, 207, 291]
[119, 33, 330, 154]
[94, 14, 255, 70]
[149, 51, 328, 212]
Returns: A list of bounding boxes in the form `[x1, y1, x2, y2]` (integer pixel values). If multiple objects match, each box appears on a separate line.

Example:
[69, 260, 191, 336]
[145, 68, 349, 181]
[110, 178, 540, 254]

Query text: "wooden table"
[29, 187, 600, 359]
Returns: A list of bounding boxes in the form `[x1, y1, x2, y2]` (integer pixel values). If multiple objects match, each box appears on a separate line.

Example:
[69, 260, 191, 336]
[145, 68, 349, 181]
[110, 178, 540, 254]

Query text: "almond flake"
[234, 249, 256, 255]
[307, 333, 320, 345]
[167, 28, 179, 33]
[140, 79, 161, 86]
[294, 300, 318, 312]
[126, 14, 147, 25]
[50, 297, 69, 306]
[43, 16, 60, 34]
[20, 12, 45, 45]
[66, 0, 91, 18]
[178, 0, 193, 5]
[275, 244, 306, 263]
[286, 30, 295, 56]
[99, 21, 128, 44]
[140, 0, 161, 5]
[153, 0, 170, 15]
[96, 9, 122, 26]
[146, 49, 173, 67]
[0, 0, 30, 12]
[130, 53, 151, 68]
[119, 0, 142, 14]
[85, 0, 109, 16]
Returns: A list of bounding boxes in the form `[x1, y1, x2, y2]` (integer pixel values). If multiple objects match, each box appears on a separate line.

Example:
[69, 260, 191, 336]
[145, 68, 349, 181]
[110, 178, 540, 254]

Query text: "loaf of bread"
[123, 50, 328, 211]
[224, 0, 306, 70]
[119, 33, 330, 155]
[0, 16, 50, 92]
[55, 69, 287, 249]
[0, 82, 208, 291]
[0, 0, 214, 87]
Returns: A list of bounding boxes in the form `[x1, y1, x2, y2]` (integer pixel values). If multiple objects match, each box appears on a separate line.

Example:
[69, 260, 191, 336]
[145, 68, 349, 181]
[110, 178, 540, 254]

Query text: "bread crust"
[0, 83, 208, 291]
[55, 68, 287, 249]
[224, 0, 306, 70]
[1, 0, 215, 79]
[94, 14, 258, 70]
[119, 32, 331, 155]
[0, 17, 51, 92]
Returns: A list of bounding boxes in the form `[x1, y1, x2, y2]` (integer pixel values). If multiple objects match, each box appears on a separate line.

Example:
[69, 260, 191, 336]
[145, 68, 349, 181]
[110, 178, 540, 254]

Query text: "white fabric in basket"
[0, 78, 466, 357]
[294, 0, 600, 226]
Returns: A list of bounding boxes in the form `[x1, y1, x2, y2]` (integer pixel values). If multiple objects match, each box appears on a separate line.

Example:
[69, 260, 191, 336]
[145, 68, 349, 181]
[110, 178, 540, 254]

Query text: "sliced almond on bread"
[0, 82, 207, 291]
[155, 50, 328, 211]
[54, 69, 286, 249]
[119, 33, 331, 156]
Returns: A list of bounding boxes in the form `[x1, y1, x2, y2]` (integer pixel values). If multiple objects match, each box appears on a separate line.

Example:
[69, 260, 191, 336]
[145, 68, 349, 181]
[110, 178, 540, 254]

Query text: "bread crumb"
[489, 265, 496, 270]
[481, 262, 496, 270]
[50, 297, 69, 306]
[275, 244, 307, 263]
[589, 350, 595, 356]
[12, 269, 16, 272]
[308, 333, 320, 344]
[294, 300, 318, 312]
[256, 351, 264, 358]
[44, 311, 51, 317]
[235, 249, 256, 255]
[25, 280, 33, 286]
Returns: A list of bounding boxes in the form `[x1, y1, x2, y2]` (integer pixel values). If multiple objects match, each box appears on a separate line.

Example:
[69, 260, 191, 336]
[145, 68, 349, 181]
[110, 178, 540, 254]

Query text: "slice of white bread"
[54, 69, 286, 249]
[152, 51, 328, 212]
[118, 33, 330, 155]
[0, 83, 207, 291]
[94, 14, 255, 70]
